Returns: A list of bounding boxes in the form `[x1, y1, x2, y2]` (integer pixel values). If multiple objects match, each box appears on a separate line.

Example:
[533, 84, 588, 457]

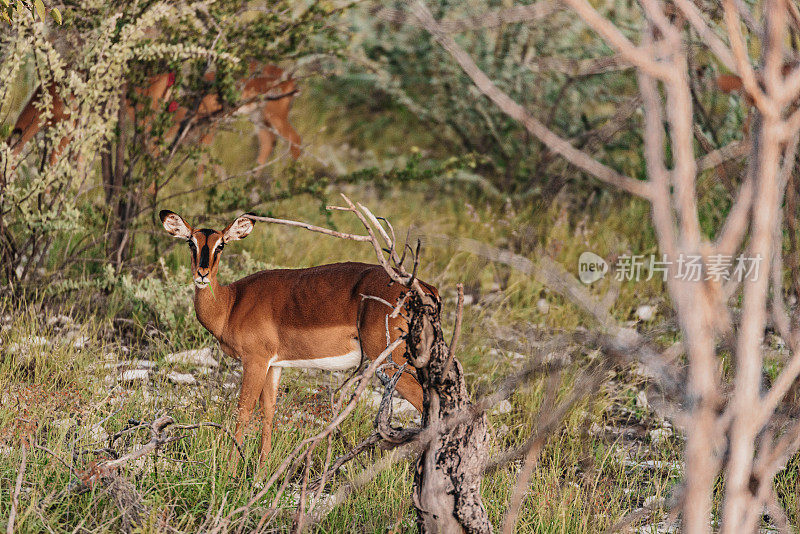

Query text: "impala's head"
[159, 210, 255, 289]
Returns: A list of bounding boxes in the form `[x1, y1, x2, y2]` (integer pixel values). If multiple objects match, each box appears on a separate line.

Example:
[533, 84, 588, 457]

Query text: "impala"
[159, 210, 431, 464]
[716, 64, 799, 140]
[166, 63, 302, 168]
[10, 63, 301, 170]
[10, 72, 177, 164]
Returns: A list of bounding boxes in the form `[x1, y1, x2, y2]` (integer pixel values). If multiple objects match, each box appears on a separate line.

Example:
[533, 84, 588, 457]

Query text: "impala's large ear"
[160, 210, 193, 239]
[223, 214, 254, 243]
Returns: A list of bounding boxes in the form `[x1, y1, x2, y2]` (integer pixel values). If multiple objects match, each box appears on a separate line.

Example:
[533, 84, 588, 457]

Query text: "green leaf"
[33, 0, 44, 20]
[51, 6, 60, 24]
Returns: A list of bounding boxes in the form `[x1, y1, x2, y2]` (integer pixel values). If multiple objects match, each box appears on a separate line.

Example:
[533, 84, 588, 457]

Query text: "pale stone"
[636, 390, 649, 409]
[120, 369, 149, 382]
[643, 495, 663, 508]
[72, 335, 90, 349]
[649, 427, 673, 445]
[89, 424, 108, 442]
[166, 347, 218, 367]
[167, 371, 196, 385]
[9, 336, 48, 352]
[491, 399, 513, 415]
[536, 298, 550, 314]
[636, 305, 656, 321]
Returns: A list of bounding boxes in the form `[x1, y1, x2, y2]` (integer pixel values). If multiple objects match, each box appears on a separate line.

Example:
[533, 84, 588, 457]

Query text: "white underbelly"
[270, 349, 362, 371]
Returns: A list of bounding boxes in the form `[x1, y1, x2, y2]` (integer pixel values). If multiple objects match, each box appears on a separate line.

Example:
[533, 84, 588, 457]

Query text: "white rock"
[9, 336, 48, 352]
[72, 335, 90, 349]
[166, 347, 218, 368]
[393, 397, 416, 415]
[649, 427, 673, 445]
[462, 294, 474, 306]
[120, 369, 149, 382]
[362, 390, 417, 415]
[636, 305, 656, 322]
[53, 418, 73, 433]
[508, 351, 525, 361]
[89, 424, 108, 442]
[623, 458, 683, 472]
[643, 495, 663, 508]
[46, 314, 73, 327]
[589, 422, 604, 436]
[536, 298, 550, 314]
[636, 390, 649, 409]
[130, 360, 157, 369]
[492, 399, 513, 415]
[168, 371, 196, 385]
[635, 521, 679, 534]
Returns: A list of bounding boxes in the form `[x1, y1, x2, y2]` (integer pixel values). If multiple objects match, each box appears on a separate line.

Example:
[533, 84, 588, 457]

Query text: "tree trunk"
[103, 87, 137, 269]
[404, 292, 492, 534]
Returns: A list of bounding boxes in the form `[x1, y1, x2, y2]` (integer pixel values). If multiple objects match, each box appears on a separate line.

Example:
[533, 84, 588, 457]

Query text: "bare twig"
[372, 1, 559, 33]
[7, 442, 27, 534]
[243, 214, 371, 242]
[443, 283, 464, 378]
[406, 0, 652, 200]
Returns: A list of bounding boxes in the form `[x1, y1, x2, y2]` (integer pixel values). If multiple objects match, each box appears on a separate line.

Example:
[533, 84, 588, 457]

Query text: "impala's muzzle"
[195, 268, 210, 288]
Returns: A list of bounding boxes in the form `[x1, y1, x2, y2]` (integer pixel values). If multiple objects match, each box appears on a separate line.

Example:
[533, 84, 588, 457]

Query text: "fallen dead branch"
[26, 416, 246, 533]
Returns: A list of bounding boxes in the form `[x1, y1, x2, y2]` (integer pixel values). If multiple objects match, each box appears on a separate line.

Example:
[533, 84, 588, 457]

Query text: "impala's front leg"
[230, 359, 267, 468]
[259, 365, 282, 463]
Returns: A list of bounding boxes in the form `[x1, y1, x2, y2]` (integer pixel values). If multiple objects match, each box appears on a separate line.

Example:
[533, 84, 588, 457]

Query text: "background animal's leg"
[49, 134, 72, 165]
[258, 365, 282, 463]
[262, 100, 301, 159]
[231, 361, 267, 466]
[254, 123, 276, 165]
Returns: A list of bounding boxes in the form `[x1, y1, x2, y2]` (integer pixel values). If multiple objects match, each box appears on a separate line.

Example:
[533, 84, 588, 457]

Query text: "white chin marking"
[194, 281, 209, 289]
[272, 349, 362, 371]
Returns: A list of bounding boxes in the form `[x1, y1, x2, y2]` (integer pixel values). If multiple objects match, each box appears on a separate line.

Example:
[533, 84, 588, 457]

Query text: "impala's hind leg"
[389, 361, 424, 412]
[360, 301, 424, 413]
[258, 365, 282, 464]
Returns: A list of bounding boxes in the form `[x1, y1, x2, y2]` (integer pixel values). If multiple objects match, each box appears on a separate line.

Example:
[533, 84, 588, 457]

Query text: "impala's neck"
[193, 276, 233, 339]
